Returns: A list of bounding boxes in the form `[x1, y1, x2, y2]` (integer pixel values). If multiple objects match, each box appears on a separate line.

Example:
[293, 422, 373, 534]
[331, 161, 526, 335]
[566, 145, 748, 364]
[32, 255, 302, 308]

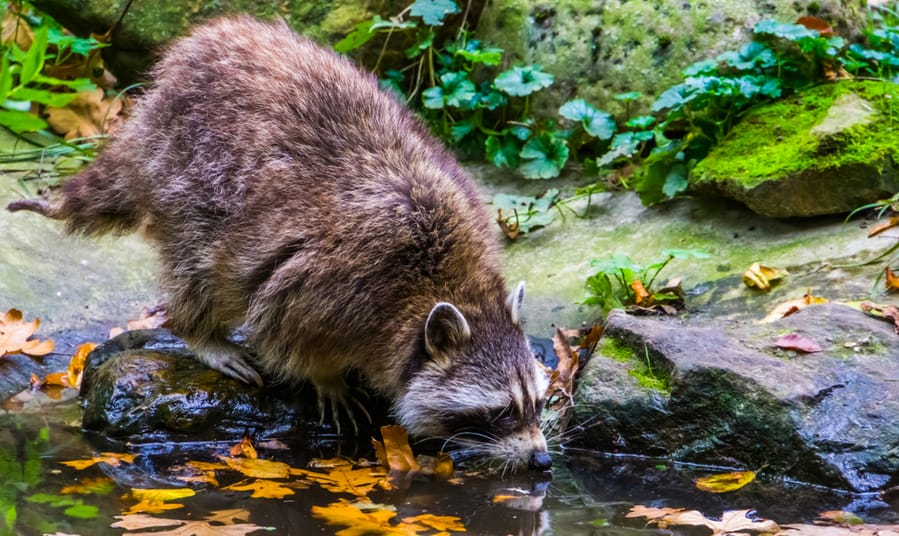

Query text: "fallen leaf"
[775, 333, 822, 353]
[0, 308, 55, 357]
[743, 262, 787, 291]
[631, 279, 652, 306]
[1, 11, 33, 50]
[401, 513, 466, 532]
[761, 290, 828, 323]
[497, 208, 520, 240]
[886, 267, 899, 292]
[224, 479, 295, 499]
[60, 452, 136, 470]
[295, 465, 391, 497]
[60, 477, 115, 496]
[111, 508, 269, 535]
[818, 510, 865, 526]
[308, 457, 354, 470]
[108, 306, 168, 338]
[860, 301, 899, 334]
[796, 15, 834, 36]
[229, 435, 258, 459]
[695, 470, 757, 493]
[124, 488, 196, 515]
[867, 215, 899, 238]
[627, 505, 780, 534]
[434, 452, 454, 479]
[312, 500, 402, 536]
[45, 87, 124, 140]
[220, 456, 291, 480]
[380, 425, 420, 473]
[67, 342, 96, 388]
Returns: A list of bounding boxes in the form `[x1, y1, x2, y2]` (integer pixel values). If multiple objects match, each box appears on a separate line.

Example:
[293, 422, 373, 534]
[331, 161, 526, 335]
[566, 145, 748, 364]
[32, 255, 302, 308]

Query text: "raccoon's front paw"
[313, 375, 371, 436]
[192, 341, 263, 387]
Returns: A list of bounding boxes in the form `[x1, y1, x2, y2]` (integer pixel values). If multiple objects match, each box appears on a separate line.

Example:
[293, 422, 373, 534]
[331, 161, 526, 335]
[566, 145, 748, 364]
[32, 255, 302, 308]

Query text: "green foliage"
[584, 249, 709, 312]
[1, 6, 102, 135]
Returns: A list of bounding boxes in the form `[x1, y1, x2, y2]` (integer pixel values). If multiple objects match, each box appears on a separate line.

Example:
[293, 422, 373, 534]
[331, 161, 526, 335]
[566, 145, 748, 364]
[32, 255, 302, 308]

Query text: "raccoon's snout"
[528, 450, 552, 471]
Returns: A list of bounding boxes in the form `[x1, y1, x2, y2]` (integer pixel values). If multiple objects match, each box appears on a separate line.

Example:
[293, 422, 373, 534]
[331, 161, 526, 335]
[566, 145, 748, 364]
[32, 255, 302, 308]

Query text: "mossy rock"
[476, 0, 867, 119]
[691, 80, 899, 218]
[28, 0, 408, 85]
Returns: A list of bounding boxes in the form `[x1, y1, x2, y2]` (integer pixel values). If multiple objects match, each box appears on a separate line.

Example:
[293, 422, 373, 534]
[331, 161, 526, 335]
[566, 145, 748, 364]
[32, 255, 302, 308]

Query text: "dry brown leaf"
[45, 87, 124, 140]
[743, 262, 787, 291]
[628, 505, 779, 534]
[1, 11, 33, 50]
[0, 308, 55, 357]
[496, 209, 520, 240]
[775, 333, 823, 353]
[108, 306, 168, 338]
[761, 290, 828, 323]
[867, 216, 899, 238]
[860, 301, 899, 334]
[796, 15, 834, 36]
[631, 279, 652, 306]
[885, 267, 899, 292]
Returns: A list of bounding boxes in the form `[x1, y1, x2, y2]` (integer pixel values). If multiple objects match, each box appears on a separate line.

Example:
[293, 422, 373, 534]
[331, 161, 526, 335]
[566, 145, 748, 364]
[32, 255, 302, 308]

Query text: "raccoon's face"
[395, 283, 552, 472]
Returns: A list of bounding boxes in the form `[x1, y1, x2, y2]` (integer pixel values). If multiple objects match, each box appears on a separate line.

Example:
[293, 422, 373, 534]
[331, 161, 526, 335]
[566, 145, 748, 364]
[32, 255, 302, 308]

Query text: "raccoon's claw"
[316, 388, 371, 437]
[192, 342, 263, 387]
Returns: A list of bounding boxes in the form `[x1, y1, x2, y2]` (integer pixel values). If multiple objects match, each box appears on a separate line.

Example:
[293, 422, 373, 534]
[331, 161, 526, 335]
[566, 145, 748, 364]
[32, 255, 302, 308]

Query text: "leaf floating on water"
[111, 508, 270, 535]
[220, 456, 292, 480]
[434, 452, 454, 479]
[742, 262, 787, 291]
[775, 333, 822, 353]
[124, 488, 196, 515]
[695, 470, 757, 493]
[0, 308, 55, 357]
[224, 479, 296, 499]
[307, 457, 354, 470]
[229, 434, 258, 459]
[401, 513, 467, 533]
[379, 425, 420, 473]
[60, 452, 135, 470]
[67, 342, 96, 388]
[60, 476, 115, 496]
[627, 505, 779, 533]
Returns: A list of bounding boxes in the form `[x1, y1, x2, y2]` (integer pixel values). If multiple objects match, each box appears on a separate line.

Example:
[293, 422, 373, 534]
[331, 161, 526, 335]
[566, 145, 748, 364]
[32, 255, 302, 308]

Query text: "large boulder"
[475, 0, 868, 117]
[572, 303, 899, 493]
[690, 80, 899, 218]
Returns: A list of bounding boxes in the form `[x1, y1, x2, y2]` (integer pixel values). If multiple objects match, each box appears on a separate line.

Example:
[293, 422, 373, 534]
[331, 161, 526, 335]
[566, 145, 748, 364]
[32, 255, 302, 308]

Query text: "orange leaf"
[224, 479, 295, 499]
[796, 15, 834, 36]
[401, 513, 466, 532]
[868, 215, 899, 237]
[0, 308, 54, 358]
[630, 279, 652, 306]
[220, 456, 291, 479]
[43, 372, 70, 387]
[434, 452, 454, 479]
[60, 452, 135, 470]
[380, 425, 420, 473]
[67, 342, 96, 388]
[886, 267, 899, 292]
[229, 435, 258, 459]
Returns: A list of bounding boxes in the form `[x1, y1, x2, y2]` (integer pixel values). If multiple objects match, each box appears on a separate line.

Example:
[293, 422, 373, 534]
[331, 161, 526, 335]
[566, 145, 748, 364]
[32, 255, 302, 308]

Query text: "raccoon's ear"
[506, 281, 525, 325]
[425, 302, 471, 364]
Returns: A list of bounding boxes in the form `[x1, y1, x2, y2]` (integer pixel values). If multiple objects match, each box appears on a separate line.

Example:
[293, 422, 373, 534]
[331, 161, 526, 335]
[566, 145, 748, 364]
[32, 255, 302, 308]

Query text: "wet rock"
[572, 303, 899, 492]
[476, 0, 867, 119]
[691, 81, 899, 217]
[79, 329, 389, 442]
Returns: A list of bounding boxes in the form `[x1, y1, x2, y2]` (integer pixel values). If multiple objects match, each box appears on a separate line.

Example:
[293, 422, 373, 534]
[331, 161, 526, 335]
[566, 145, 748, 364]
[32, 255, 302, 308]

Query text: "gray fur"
[8, 16, 550, 469]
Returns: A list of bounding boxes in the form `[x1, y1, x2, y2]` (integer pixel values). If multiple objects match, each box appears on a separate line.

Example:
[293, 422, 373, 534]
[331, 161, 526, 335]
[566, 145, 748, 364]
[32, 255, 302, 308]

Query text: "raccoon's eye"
[488, 406, 517, 429]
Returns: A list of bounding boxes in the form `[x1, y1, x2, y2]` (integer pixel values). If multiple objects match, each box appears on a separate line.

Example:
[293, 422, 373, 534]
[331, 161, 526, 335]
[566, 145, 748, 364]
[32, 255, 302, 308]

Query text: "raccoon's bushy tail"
[6, 155, 141, 237]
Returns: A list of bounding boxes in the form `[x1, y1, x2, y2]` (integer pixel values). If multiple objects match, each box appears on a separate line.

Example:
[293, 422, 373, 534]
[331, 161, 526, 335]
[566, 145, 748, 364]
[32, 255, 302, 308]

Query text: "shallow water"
[3, 399, 898, 536]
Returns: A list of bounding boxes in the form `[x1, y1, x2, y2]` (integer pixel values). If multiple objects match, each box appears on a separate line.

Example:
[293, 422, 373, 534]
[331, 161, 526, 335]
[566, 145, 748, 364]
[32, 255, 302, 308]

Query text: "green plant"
[1, 5, 102, 135]
[583, 248, 709, 312]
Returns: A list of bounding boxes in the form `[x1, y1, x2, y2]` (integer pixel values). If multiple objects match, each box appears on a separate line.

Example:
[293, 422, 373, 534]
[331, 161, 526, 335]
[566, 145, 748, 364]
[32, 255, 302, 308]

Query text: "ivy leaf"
[652, 83, 693, 112]
[450, 119, 473, 142]
[661, 163, 689, 198]
[439, 71, 477, 109]
[455, 40, 503, 66]
[410, 0, 460, 26]
[494, 65, 554, 97]
[421, 86, 445, 109]
[478, 86, 507, 110]
[559, 99, 616, 140]
[614, 91, 642, 102]
[683, 59, 718, 77]
[519, 132, 569, 179]
[626, 115, 655, 129]
[753, 20, 816, 41]
[485, 135, 521, 168]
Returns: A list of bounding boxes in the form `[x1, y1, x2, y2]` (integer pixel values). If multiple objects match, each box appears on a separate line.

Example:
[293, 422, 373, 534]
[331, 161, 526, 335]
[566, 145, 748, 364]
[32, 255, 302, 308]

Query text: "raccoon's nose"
[528, 450, 552, 471]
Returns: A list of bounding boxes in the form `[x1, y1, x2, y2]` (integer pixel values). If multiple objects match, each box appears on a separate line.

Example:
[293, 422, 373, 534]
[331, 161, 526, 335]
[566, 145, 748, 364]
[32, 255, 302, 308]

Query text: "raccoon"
[8, 16, 551, 471]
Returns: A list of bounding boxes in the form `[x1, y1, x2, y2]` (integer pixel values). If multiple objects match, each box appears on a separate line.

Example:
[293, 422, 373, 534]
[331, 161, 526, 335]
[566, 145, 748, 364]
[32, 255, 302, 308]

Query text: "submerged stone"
[573, 303, 899, 493]
[691, 81, 899, 217]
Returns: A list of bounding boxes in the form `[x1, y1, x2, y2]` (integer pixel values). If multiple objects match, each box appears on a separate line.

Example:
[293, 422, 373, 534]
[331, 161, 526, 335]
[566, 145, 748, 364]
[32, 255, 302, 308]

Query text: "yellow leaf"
[43, 372, 70, 387]
[130, 488, 196, 503]
[308, 457, 354, 469]
[224, 479, 295, 499]
[742, 262, 787, 291]
[695, 470, 757, 493]
[630, 279, 652, 306]
[434, 452, 454, 479]
[60, 476, 115, 495]
[186, 460, 228, 472]
[886, 267, 899, 292]
[60, 452, 135, 470]
[312, 500, 404, 536]
[380, 425, 420, 473]
[401, 513, 466, 533]
[220, 456, 291, 479]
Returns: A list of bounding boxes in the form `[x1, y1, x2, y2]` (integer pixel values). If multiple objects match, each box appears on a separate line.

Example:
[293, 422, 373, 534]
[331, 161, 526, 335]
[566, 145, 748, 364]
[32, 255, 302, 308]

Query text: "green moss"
[693, 81, 899, 189]
[599, 336, 672, 393]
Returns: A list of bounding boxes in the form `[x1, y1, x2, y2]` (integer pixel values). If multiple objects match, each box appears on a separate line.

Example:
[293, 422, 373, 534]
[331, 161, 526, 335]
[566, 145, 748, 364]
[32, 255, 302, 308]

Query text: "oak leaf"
[223, 478, 295, 499]
[1, 11, 33, 50]
[220, 456, 291, 480]
[860, 301, 899, 334]
[0, 308, 55, 357]
[111, 508, 268, 535]
[401, 513, 466, 532]
[228, 435, 258, 459]
[108, 306, 168, 338]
